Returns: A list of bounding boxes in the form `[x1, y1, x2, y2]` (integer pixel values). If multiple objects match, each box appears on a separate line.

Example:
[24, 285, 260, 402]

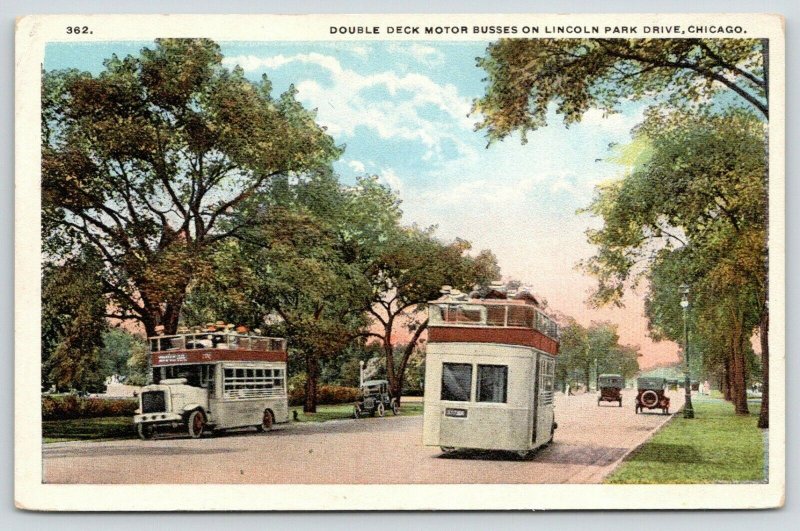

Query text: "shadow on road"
[45, 445, 240, 459]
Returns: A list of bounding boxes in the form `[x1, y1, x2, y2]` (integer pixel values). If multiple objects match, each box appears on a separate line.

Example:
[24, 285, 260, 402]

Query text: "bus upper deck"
[427, 286, 559, 356]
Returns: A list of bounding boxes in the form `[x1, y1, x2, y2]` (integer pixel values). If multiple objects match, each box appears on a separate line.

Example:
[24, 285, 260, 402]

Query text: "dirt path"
[42, 389, 683, 484]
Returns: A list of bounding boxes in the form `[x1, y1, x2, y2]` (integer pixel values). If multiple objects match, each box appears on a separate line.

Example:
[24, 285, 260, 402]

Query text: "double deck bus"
[422, 286, 559, 457]
[134, 332, 289, 439]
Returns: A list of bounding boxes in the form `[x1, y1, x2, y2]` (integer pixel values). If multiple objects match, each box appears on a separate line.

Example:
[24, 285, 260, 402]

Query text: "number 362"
[66, 26, 92, 34]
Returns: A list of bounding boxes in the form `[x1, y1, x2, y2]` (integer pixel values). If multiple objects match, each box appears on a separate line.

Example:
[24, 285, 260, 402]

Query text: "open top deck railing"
[428, 302, 559, 340]
[148, 333, 287, 354]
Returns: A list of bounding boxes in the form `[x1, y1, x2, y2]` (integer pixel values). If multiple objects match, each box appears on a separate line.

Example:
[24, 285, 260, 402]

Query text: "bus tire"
[257, 409, 274, 432]
[187, 410, 205, 439]
[137, 423, 154, 440]
[377, 403, 385, 417]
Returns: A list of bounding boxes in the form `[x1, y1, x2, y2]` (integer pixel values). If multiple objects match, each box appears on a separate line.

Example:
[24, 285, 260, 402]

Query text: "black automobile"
[635, 377, 671, 415]
[353, 379, 399, 418]
[597, 374, 624, 407]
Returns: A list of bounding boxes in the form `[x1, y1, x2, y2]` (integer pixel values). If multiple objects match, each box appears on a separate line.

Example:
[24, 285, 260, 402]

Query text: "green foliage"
[581, 110, 767, 414]
[288, 385, 360, 407]
[126, 340, 150, 386]
[556, 318, 640, 389]
[41, 395, 138, 420]
[100, 328, 148, 380]
[365, 226, 500, 398]
[474, 39, 767, 142]
[42, 38, 341, 335]
[183, 171, 400, 410]
[43, 416, 136, 443]
[42, 251, 108, 393]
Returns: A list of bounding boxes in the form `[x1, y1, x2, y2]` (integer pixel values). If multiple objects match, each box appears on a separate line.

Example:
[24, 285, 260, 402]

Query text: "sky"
[44, 40, 680, 369]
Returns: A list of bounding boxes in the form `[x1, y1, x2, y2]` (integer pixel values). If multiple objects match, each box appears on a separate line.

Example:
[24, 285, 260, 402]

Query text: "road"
[42, 389, 683, 484]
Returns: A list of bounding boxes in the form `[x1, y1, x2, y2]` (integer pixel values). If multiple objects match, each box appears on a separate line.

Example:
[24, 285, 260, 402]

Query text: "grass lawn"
[605, 398, 765, 484]
[43, 416, 136, 443]
[291, 401, 424, 423]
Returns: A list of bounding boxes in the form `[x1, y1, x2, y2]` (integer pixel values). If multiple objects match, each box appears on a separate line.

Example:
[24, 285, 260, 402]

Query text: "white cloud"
[380, 167, 403, 194]
[223, 52, 474, 162]
[387, 43, 446, 67]
[347, 160, 366, 173]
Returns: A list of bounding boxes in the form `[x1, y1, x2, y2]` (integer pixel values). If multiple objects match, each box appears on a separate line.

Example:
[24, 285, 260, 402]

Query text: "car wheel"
[187, 410, 205, 439]
[353, 406, 361, 419]
[391, 401, 399, 415]
[377, 403, 385, 417]
[257, 409, 274, 432]
[137, 423, 154, 440]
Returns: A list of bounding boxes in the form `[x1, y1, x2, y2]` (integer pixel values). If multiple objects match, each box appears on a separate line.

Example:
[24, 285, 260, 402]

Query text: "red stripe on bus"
[428, 326, 559, 355]
[151, 349, 288, 366]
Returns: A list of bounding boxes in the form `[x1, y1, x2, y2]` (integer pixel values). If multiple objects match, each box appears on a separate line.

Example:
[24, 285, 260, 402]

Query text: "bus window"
[477, 365, 508, 403]
[441, 363, 472, 402]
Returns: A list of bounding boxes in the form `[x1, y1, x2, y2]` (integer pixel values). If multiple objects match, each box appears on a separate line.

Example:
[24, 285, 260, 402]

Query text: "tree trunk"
[304, 354, 319, 413]
[730, 317, 749, 415]
[722, 356, 732, 401]
[758, 310, 769, 429]
[584, 363, 591, 391]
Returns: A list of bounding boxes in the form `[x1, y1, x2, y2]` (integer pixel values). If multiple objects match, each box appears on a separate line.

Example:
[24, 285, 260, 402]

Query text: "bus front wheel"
[137, 423, 154, 440]
[187, 410, 206, 439]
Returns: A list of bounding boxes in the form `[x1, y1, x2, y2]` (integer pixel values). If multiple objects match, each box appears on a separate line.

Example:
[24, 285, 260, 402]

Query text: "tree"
[363, 228, 500, 403]
[474, 38, 767, 142]
[557, 318, 639, 391]
[583, 110, 767, 416]
[42, 252, 108, 393]
[475, 38, 771, 425]
[183, 172, 402, 412]
[42, 38, 341, 336]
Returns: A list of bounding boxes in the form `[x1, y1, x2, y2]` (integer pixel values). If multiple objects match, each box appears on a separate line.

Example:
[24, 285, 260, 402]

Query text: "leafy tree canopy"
[474, 38, 767, 142]
[42, 38, 341, 335]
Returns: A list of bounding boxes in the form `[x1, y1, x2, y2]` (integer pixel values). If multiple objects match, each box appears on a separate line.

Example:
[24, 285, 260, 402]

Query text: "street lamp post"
[680, 284, 695, 419]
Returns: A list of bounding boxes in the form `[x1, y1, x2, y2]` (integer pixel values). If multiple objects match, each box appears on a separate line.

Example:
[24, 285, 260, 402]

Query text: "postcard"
[15, 13, 785, 510]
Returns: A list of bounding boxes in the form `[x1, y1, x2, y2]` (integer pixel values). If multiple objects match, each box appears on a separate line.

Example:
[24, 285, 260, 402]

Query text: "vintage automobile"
[597, 374, 624, 407]
[635, 377, 670, 415]
[353, 379, 399, 418]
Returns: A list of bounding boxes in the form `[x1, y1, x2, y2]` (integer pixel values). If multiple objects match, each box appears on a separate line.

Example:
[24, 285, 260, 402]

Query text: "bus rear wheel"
[257, 409, 274, 432]
[187, 410, 206, 439]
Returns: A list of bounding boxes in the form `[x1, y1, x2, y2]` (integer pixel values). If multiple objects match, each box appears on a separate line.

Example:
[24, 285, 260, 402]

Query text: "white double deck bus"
[134, 332, 289, 439]
[422, 286, 559, 457]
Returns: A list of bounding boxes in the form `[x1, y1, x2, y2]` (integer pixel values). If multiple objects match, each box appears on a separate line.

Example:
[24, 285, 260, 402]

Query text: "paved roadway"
[42, 389, 683, 484]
